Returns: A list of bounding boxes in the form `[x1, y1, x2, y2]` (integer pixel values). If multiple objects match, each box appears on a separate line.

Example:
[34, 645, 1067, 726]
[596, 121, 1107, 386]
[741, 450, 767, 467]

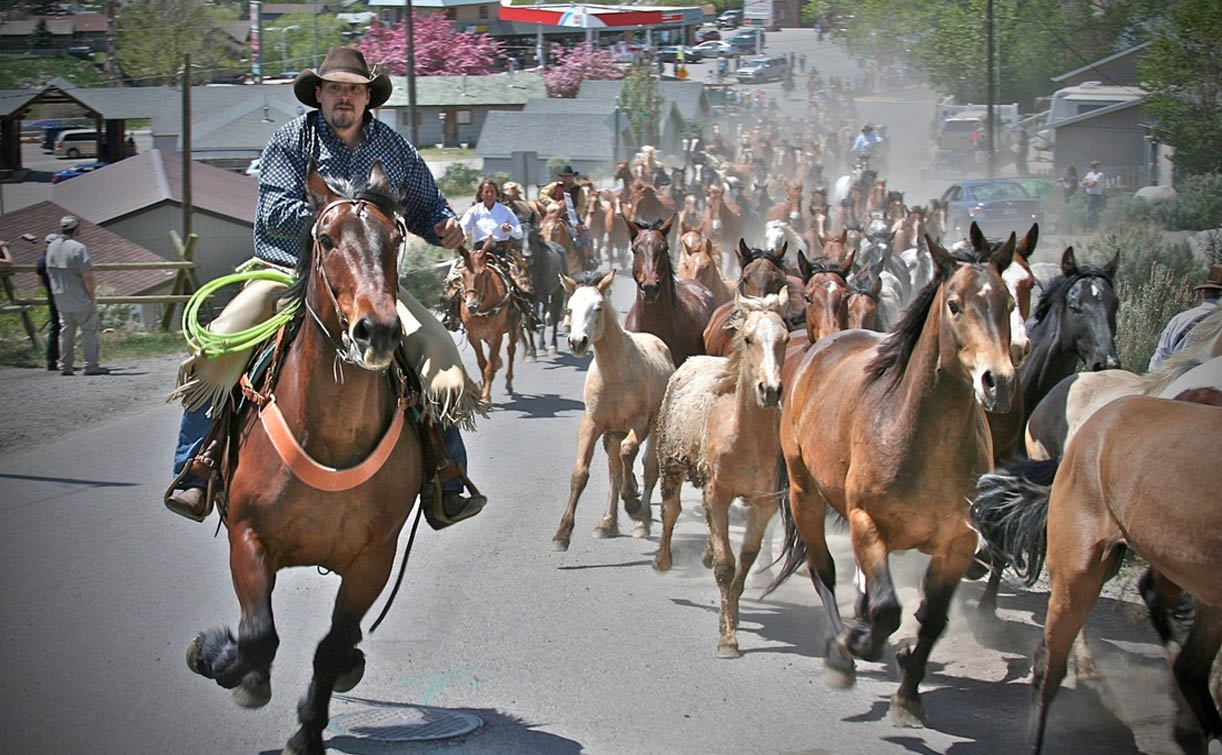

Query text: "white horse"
[763, 219, 808, 259]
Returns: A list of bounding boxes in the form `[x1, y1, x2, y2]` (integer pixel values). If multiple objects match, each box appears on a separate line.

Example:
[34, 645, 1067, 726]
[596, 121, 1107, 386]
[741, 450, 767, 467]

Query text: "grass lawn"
[1, 303, 186, 368]
[0, 53, 103, 89]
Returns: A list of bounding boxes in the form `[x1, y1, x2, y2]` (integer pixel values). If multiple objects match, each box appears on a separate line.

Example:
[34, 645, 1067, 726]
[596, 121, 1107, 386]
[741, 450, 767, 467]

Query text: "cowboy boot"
[164, 439, 223, 521]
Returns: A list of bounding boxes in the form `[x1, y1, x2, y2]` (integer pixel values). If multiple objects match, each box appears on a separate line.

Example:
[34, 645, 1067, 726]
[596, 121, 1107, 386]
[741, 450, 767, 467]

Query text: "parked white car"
[245, 158, 261, 178]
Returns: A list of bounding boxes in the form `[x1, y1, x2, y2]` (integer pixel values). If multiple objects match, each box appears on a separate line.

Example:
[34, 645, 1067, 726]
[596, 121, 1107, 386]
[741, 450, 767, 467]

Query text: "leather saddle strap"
[259, 394, 405, 492]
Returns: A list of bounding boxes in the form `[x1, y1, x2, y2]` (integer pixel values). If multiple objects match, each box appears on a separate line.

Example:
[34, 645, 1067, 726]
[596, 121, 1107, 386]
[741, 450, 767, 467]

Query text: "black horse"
[521, 219, 567, 358]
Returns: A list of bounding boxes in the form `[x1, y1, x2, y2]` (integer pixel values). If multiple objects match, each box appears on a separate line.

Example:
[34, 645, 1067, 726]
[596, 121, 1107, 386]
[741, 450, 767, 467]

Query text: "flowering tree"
[544, 42, 622, 98]
[356, 14, 503, 76]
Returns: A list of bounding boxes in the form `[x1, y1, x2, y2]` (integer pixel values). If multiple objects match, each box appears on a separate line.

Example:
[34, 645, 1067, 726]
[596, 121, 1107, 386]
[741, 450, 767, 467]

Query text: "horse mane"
[1030, 265, 1114, 327]
[1137, 306, 1222, 394]
[740, 245, 786, 269]
[801, 257, 849, 282]
[283, 175, 401, 303]
[865, 247, 985, 389]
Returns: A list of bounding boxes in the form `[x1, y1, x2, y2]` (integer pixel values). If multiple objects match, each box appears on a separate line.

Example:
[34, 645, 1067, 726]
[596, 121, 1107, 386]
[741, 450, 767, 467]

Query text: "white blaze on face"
[1002, 262, 1033, 363]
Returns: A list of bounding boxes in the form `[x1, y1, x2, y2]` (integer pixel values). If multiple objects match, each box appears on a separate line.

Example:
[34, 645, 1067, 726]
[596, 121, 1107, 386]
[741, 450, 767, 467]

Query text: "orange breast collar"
[259, 394, 405, 492]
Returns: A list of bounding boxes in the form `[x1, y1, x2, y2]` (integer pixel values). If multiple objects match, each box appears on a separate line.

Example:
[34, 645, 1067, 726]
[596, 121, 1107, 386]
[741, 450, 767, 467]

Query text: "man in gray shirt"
[45, 216, 108, 375]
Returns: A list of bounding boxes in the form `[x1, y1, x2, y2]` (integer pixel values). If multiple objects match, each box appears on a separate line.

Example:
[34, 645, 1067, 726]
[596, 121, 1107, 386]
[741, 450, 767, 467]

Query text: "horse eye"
[318, 234, 335, 251]
[948, 298, 962, 316]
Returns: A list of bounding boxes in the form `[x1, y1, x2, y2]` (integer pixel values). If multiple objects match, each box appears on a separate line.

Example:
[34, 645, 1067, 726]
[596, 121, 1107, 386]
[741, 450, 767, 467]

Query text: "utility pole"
[986, 0, 996, 178]
[404, 0, 418, 145]
[105, 0, 118, 86]
[312, 0, 318, 69]
[182, 54, 193, 243]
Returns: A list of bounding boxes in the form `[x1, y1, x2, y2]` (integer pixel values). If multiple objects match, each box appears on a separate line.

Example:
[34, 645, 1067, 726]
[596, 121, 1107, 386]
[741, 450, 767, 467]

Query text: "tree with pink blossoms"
[356, 14, 503, 76]
[544, 42, 622, 98]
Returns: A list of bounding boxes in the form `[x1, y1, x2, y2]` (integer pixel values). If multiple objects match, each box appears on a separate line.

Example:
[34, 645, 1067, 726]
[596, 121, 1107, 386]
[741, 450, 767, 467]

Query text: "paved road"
[0, 30, 1183, 755]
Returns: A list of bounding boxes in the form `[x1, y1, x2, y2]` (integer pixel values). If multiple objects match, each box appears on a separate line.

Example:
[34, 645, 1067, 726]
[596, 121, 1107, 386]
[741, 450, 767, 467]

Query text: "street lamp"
[265, 25, 300, 75]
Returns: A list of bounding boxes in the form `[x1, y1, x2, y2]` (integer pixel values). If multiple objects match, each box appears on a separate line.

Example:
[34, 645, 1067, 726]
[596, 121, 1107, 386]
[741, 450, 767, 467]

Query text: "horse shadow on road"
[495, 392, 584, 419]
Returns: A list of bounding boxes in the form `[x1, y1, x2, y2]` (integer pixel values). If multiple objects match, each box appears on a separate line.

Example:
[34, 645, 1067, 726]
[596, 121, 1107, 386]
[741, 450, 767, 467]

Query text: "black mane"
[741, 245, 787, 269]
[801, 257, 849, 283]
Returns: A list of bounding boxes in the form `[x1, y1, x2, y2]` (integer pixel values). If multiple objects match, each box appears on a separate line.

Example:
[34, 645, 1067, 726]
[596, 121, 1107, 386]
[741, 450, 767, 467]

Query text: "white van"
[54, 129, 99, 158]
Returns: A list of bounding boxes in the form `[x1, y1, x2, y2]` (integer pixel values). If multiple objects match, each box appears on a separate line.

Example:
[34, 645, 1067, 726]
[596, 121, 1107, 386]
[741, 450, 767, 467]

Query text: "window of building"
[478, 4, 488, 19]
[457, 110, 472, 125]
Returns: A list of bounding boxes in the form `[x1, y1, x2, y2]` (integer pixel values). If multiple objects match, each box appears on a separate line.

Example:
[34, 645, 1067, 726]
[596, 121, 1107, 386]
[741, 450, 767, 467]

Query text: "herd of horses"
[181, 134, 1220, 753]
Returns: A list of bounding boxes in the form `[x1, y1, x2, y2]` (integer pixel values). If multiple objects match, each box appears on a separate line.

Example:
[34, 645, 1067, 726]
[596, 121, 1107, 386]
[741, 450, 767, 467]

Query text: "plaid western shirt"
[254, 111, 456, 267]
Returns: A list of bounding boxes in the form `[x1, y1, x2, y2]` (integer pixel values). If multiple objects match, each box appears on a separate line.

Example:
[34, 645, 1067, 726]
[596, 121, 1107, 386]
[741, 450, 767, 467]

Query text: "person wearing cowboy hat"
[1149, 263, 1222, 369]
[165, 47, 485, 529]
[851, 123, 881, 160]
[539, 164, 589, 252]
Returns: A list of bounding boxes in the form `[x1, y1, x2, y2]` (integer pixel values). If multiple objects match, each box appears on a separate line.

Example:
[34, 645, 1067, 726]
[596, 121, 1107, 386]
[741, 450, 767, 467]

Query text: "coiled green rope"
[181, 264, 300, 358]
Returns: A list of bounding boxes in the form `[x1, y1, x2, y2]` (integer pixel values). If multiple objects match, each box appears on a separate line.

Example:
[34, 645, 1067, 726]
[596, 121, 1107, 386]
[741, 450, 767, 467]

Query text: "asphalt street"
[0, 29, 1185, 755]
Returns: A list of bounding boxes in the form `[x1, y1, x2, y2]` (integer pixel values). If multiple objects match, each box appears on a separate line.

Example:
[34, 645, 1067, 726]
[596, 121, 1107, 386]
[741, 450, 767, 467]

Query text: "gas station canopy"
[498, 3, 704, 29]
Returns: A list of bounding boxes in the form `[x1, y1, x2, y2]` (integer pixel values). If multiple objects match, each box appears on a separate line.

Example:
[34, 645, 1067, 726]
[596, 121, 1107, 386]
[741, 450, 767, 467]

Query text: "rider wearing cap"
[165, 47, 486, 530]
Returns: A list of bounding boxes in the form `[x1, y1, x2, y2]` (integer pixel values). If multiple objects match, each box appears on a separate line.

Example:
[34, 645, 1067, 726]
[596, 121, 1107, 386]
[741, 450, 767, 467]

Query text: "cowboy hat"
[293, 47, 391, 110]
[1196, 263, 1222, 293]
[556, 164, 577, 177]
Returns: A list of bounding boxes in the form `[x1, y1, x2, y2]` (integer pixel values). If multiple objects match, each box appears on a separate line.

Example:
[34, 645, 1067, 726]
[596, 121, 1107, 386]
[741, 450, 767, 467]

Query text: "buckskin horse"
[185, 163, 425, 755]
[766, 227, 1018, 726]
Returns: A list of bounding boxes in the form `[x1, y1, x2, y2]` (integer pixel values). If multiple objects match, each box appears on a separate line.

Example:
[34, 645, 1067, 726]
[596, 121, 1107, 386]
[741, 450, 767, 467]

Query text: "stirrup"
[421, 478, 486, 530]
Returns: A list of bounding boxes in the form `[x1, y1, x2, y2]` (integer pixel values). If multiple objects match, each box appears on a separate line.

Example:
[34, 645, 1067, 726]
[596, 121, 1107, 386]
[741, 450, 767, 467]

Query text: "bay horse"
[540, 204, 585, 276]
[797, 248, 855, 343]
[624, 214, 717, 368]
[186, 163, 424, 755]
[974, 395, 1222, 753]
[458, 237, 521, 404]
[629, 181, 674, 226]
[653, 290, 790, 658]
[677, 229, 734, 307]
[703, 241, 806, 357]
[766, 230, 1018, 726]
[552, 270, 675, 550]
[521, 219, 566, 358]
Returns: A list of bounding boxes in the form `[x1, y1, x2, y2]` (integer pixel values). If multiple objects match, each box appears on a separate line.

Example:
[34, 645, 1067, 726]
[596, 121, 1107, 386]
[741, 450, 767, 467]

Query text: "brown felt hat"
[293, 47, 391, 109]
[1196, 263, 1222, 293]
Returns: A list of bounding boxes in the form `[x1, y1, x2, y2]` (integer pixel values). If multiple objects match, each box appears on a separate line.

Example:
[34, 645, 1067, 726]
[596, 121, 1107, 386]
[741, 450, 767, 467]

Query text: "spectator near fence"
[37, 234, 62, 371]
[45, 216, 108, 376]
[1082, 160, 1105, 231]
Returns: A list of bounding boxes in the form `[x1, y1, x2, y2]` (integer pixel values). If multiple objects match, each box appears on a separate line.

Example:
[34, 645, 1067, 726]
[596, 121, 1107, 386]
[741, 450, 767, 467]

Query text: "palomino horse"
[677, 230, 734, 307]
[624, 214, 717, 367]
[766, 230, 1017, 726]
[974, 395, 1222, 753]
[540, 204, 585, 276]
[653, 290, 790, 657]
[458, 238, 521, 404]
[552, 270, 675, 550]
[521, 219, 566, 358]
[186, 163, 424, 754]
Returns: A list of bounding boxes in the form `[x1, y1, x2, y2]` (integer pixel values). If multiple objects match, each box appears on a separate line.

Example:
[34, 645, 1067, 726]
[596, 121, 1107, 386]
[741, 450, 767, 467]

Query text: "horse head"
[798, 247, 854, 342]
[737, 239, 789, 298]
[847, 262, 883, 331]
[625, 214, 675, 303]
[560, 269, 615, 357]
[303, 159, 402, 371]
[1044, 243, 1120, 372]
[733, 288, 790, 407]
[1000, 223, 1038, 366]
[458, 237, 503, 315]
[925, 224, 1018, 412]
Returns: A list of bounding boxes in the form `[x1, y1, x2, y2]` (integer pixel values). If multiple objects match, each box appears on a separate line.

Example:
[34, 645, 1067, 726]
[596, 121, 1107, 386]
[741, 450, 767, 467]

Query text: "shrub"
[436, 162, 480, 198]
[1055, 189, 1157, 234]
[398, 236, 450, 307]
[1156, 173, 1222, 231]
[1082, 223, 1207, 370]
[545, 155, 571, 181]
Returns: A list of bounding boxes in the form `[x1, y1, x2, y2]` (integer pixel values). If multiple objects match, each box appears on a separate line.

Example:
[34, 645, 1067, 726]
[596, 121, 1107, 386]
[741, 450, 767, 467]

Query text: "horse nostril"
[981, 370, 996, 390]
[1090, 361, 1104, 372]
[353, 316, 373, 345]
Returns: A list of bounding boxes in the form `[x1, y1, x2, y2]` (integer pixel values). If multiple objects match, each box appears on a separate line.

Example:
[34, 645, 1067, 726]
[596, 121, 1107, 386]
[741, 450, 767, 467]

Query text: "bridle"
[305, 198, 406, 369]
[462, 248, 512, 318]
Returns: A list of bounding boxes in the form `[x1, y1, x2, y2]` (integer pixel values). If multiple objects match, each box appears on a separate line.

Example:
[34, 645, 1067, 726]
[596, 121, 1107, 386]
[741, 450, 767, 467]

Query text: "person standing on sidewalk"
[37, 234, 62, 371]
[45, 216, 108, 376]
[1082, 160, 1105, 231]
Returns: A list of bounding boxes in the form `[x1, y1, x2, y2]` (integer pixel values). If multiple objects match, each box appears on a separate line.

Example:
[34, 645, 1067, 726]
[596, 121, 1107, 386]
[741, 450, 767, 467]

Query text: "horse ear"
[703, 237, 714, 255]
[367, 159, 390, 195]
[559, 273, 577, 295]
[797, 248, 812, 280]
[927, 234, 956, 274]
[772, 285, 789, 314]
[868, 268, 884, 297]
[839, 228, 849, 245]
[659, 214, 675, 238]
[620, 212, 637, 240]
[458, 245, 474, 269]
[1061, 246, 1078, 277]
[596, 269, 616, 293]
[990, 232, 1016, 274]
[737, 238, 752, 266]
[841, 247, 856, 277]
[1103, 249, 1119, 279]
[1017, 223, 1039, 259]
[305, 158, 332, 212]
[969, 222, 988, 253]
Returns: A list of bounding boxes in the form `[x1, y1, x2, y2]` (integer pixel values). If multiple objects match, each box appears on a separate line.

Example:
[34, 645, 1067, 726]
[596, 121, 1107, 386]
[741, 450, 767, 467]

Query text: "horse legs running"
[284, 551, 394, 755]
[593, 432, 625, 539]
[844, 508, 902, 665]
[618, 428, 651, 538]
[503, 325, 516, 395]
[553, 417, 602, 551]
[890, 523, 976, 727]
[704, 485, 742, 658]
[187, 523, 280, 709]
[653, 466, 683, 572]
[466, 330, 492, 404]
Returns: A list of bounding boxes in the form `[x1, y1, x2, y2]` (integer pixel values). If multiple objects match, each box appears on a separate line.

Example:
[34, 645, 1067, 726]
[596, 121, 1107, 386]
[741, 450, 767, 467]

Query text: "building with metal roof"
[475, 110, 637, 185]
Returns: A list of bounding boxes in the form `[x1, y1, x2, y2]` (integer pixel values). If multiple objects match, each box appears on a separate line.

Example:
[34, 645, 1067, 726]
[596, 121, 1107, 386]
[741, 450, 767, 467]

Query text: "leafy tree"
[28, 18, 53, 49]
[618, 68, 661, 145]
[260, 12, 348, 75]
[544, 42, 621, 98]
[1140, 0, 1222, 177]
[117, 0, 242, 85]
[356, 14, 503, 76]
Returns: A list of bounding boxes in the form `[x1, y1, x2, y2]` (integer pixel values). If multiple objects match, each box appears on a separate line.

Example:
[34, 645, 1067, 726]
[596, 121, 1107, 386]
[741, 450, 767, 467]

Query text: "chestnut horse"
[552, 270, 675, 550]
[797, 248, 855, 343]
[702, 241, 805, 357]
[624, 214, 717, 368]
[677, 229, 734, 307]
[653, 290, 790, 657]
[185, 163, 425, 754]
[629, 181, 674, 225]
[458, 238, 521, 404]
[766, 230, 1017, 726]
[767, 180, 805, 233]
[974, 395, 1222, 753]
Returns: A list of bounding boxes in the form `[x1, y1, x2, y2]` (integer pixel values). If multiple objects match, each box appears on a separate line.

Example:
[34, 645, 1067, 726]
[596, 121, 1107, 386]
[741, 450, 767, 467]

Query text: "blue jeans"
[173, 405, 467, 493]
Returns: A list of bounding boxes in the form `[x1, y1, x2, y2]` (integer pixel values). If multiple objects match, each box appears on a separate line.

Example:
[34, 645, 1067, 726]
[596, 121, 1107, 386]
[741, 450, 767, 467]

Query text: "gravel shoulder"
[0, 351, 187, 456]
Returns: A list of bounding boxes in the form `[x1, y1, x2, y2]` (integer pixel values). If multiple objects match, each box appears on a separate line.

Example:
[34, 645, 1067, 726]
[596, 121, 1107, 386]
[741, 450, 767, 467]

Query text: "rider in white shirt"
[459, 185, 523, 245]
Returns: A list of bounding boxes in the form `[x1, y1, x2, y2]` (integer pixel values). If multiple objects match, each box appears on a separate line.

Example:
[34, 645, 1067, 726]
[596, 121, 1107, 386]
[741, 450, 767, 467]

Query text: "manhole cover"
[327, 705, 483, 742]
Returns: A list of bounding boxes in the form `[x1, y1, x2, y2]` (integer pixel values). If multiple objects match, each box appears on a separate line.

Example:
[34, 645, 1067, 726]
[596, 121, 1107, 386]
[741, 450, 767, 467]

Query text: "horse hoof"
[888, 694, 926, 728]
[653, 553, 672, 571]
[824, 637, 857, 688]
[632, 521, 650, 539]
[591, 523, 620, 539]
[548, 347, 558, 356]
[185, 634, 205, 676]
[525, 354, 536, 363]
[550, 537, 570, 552]
[702, 551, 714, 569]
[232, 672, 272, 709]
[334, 648, 365, 693]
[717, 642, 741, 659]
[282, 731, 324, 755]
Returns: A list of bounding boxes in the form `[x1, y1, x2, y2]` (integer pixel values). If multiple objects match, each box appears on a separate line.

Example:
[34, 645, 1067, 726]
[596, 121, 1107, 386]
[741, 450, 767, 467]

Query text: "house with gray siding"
[475, 109, 637, 187]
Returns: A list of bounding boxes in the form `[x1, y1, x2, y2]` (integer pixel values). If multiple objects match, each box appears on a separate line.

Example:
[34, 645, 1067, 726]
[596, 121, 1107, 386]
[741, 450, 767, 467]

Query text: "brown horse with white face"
[767, 227, 1017, 726]
[797, 248, 855, 343]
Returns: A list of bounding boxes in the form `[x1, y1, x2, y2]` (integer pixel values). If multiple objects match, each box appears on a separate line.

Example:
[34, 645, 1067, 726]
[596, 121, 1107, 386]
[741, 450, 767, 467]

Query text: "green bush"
[1156, 173, 1222, 231]
[435, 162, 481, 198]
[1055, 189, 1158, 234]
[398, 237, 451, 308]
[1082, 224, 1207, 370]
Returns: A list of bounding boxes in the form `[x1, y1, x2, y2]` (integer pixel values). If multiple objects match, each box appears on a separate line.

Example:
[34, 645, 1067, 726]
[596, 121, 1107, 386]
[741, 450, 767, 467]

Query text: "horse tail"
[761, 453, 804, 599]
[969, 458, 1059, 586]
